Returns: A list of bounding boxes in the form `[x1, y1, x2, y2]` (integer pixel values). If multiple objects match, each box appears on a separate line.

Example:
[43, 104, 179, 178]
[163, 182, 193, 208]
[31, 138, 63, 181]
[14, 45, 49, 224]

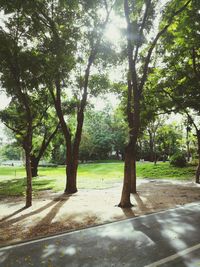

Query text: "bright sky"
[0, 92, 10, 110]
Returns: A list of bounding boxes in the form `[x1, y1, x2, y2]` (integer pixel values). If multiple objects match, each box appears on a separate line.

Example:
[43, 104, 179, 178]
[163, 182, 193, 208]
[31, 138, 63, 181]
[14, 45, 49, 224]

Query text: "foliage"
[170, 152, 187, 167]
[137, 121, 184, 161]
[79, 107, 127, 161]
[0, 143, 21, 161]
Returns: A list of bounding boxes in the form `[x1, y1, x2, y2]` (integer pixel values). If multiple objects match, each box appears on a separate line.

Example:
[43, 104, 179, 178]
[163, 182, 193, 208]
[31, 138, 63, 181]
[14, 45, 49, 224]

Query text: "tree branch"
[162, 88, 199, 132]
[133, 0, 151, 63]
[3, 122, 23, 136]
[139, 0, 192, 94]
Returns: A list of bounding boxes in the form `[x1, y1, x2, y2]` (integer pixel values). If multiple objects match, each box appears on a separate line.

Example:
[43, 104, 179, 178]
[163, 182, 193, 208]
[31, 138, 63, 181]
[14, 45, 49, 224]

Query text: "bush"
[170, 153, 186, 167]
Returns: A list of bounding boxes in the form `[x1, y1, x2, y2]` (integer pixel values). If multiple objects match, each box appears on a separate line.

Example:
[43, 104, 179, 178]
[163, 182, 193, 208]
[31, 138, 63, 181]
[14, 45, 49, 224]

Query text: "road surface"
[0, 202, 200, 267]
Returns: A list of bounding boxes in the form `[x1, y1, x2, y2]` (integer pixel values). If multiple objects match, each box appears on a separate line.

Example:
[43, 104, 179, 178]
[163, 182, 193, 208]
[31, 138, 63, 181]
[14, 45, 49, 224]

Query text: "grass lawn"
[0, 161, 196, 197]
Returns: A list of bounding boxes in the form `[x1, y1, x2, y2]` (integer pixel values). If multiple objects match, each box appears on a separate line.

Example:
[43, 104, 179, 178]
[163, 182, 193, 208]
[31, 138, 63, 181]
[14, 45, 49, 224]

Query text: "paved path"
[1, 202, 200, 267]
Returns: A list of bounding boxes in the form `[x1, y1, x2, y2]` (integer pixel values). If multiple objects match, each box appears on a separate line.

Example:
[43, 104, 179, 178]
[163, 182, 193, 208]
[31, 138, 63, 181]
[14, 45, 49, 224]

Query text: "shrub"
[170, 152, 186, 167]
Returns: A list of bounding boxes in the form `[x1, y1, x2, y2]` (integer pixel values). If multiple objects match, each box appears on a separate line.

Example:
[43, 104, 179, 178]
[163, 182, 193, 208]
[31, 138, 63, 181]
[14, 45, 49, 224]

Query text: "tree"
[152, 0, 200, 182]
[31, 0, 115, 193]
[118, 0, 192, 207]
[0, 45, 35, 207]
[0, 3, 60, 205]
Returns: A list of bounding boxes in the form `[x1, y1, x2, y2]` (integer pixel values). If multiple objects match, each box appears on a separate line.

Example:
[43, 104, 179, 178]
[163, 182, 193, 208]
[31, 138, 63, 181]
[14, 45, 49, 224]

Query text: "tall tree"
[0, 40, 36, 207]
[119, 0, 192, 207]
[32, 0, 115, 193]
[0, 3, 59, 205]
[152, 0, 200, 182]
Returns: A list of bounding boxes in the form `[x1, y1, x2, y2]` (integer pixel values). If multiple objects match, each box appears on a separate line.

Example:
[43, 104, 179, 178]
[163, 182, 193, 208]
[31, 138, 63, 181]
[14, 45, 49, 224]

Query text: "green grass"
[0, 162, 196, 197]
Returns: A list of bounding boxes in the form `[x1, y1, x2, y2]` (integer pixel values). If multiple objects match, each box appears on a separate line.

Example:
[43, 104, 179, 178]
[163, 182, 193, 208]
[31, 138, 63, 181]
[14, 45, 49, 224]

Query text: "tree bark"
[119, 136, 137, 207]
[31, 155, 39, 177]
[118, 146, 134, 208]
[186, 126, 191, 162]
[25, 148, 32, 207]
[149, 131, 154, 162]
[130, 151, 136, 193]
[65, 156, 78, 194]
[195, 131, 200, 184]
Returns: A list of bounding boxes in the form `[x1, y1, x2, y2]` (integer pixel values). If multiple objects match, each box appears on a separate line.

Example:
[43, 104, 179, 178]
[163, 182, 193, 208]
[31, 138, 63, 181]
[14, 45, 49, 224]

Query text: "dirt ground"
[0, 179, 200, 247]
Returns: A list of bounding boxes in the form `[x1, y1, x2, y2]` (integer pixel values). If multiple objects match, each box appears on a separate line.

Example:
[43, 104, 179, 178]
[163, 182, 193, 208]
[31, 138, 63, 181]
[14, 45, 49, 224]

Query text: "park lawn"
[0, 162, 196, 197]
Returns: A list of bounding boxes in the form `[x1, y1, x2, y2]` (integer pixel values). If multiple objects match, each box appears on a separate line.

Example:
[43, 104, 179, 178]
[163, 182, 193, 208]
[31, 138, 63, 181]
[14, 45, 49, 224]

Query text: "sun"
[104, 15, 125, 45]
[104, 23, 122, 43]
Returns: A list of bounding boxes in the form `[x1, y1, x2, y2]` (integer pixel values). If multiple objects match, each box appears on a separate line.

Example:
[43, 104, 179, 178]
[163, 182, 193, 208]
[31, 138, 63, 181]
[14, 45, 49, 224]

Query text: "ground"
[0, 179, 200, 247]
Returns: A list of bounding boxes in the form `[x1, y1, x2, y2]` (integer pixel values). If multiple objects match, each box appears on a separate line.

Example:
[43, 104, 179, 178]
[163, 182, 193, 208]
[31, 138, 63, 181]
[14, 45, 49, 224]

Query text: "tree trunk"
[149, 131, 154, 162]
[154, 145, 157, 165]
[186, 141, 190, 162]
[65, 155, 78, 194]
[31, 155, 39, 177]
[195, 131, 200, 184]
[130, 149, 136, 194]
[118, 142, 136, 208]
[25, 149, 32, 207]
[116, 149, 120, 160]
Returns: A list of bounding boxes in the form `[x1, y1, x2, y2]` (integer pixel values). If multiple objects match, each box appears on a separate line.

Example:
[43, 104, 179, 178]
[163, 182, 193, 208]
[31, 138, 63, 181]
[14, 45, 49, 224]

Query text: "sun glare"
[104, 23, 122, 43]
[104, 14, 126, 45]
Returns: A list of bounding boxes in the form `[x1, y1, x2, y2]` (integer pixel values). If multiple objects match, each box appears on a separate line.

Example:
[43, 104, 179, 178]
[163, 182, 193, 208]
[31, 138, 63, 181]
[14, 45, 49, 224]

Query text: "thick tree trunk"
[195, 131, 200, 184]
[31, 155, 39, 177]
[130, 150, 136, 194]
[118, 142, 136, 208]
[65, 156, 78, 194]
[25, 149, 32, 207]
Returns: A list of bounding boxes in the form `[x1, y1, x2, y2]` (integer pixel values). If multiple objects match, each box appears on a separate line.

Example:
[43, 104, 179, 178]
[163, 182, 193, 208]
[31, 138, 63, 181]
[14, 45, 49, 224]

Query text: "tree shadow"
[133, 192, 149, 212]
[27, 194, 70, 238]
[0, 203, 199, 267]
[118, 193, 194, 266]
[120, 206, 135, 218]
[0, 194, 72, 227]
[0, 207, 26, 223]
[118, 192, 148, 219]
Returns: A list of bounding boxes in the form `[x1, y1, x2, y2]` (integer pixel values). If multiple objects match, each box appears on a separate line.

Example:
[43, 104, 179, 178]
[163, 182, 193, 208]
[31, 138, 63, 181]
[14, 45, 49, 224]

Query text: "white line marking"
[145, 243, 200, 267]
